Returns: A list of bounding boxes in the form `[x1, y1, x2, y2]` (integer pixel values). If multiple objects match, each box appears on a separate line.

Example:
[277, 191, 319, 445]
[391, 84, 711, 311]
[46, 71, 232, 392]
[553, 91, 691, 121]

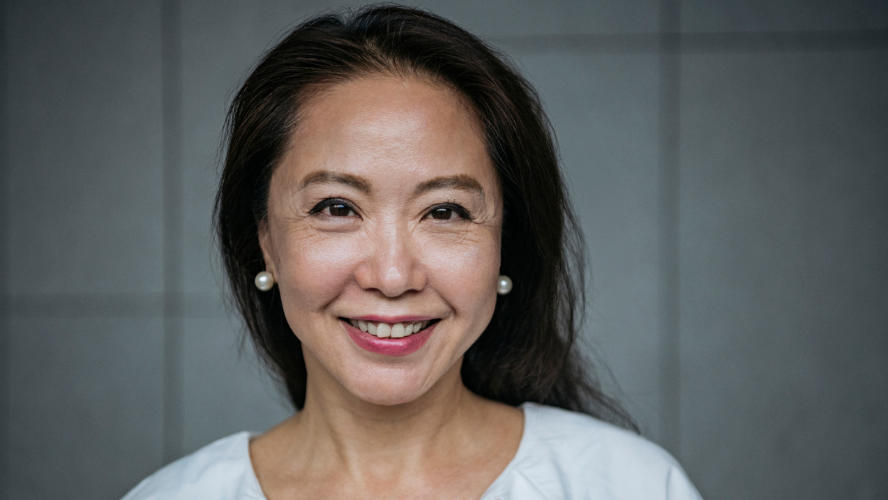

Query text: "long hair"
[215, 4, 637, 430]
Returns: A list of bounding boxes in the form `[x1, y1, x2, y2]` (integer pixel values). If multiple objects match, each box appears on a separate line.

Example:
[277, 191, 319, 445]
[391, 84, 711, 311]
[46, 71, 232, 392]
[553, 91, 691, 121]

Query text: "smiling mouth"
[343, 318, 440, 339]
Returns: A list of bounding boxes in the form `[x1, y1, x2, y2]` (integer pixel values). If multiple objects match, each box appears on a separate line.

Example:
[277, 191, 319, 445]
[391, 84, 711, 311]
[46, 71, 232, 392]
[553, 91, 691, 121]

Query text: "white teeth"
[391, 323, 406, 338]
[376, 323, 392, 338]
[348, 319, 434, 338]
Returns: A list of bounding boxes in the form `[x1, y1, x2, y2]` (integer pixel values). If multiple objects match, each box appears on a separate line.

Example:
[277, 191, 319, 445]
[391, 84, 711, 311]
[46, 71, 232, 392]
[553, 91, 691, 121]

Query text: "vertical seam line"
[658, 0, 682, 458]
[161, 0, 183, 464]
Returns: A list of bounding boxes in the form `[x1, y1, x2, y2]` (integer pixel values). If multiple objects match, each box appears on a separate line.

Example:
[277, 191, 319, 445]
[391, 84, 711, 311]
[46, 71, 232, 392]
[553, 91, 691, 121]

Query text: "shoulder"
[121, 432, 265, 500]
[490, 403, 702, 500]
[523, 403, 679, 474]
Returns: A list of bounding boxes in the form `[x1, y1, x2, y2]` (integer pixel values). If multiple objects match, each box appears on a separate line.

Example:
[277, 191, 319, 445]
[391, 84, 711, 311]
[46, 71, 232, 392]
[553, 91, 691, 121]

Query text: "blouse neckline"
[242, 403, 536, 499]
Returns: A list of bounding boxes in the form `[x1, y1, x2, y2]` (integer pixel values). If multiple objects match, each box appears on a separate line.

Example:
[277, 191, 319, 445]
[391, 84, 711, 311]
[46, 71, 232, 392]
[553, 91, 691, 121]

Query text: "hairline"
[280, 68, 489, 172]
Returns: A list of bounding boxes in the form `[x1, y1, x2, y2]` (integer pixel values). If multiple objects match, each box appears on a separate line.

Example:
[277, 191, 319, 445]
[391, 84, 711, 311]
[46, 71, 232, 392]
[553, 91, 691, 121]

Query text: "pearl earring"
[496, 275, 512, 295]
[254, 271, 275, 291]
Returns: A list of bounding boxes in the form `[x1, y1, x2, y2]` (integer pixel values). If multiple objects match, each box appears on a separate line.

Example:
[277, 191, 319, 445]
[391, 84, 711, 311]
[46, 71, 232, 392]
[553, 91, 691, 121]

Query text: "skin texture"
[252, 75, 524, 499]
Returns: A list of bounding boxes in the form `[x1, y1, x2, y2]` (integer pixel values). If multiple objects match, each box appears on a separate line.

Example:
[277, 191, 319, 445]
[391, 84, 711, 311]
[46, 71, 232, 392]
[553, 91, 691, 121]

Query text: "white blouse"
[122, 402, 702, 499]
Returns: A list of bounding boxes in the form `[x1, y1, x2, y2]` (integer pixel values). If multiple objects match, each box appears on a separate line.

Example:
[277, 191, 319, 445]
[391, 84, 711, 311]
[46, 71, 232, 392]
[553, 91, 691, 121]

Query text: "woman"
[124, 5, 701, 499]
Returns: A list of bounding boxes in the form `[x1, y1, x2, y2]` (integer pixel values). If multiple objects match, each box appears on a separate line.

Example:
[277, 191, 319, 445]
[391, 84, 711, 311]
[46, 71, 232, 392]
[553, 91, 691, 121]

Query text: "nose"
[354, 222, 426, 297]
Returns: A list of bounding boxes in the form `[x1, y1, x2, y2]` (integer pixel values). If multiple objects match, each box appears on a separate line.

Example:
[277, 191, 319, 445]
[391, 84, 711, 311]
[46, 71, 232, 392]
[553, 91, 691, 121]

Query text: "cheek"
[274, 229, 365, 310]
[420, 231, 501, 315]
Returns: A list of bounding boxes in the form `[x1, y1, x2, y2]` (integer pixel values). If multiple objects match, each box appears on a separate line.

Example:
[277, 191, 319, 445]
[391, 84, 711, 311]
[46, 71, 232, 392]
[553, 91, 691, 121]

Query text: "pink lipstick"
[343, 319, 436, 356]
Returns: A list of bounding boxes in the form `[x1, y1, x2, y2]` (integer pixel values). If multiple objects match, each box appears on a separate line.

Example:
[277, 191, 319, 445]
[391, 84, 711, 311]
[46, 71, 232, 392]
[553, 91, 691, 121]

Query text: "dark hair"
[215, 4, 636, 430]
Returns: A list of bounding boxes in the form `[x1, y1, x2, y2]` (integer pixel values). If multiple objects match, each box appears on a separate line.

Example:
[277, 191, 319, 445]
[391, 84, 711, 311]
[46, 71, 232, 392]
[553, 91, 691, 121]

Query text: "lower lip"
[344, 320, 436, 356]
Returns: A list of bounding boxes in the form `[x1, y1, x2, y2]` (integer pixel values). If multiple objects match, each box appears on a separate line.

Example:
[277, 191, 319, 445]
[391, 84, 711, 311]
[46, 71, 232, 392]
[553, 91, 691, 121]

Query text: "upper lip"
[345, 315, 438, 323]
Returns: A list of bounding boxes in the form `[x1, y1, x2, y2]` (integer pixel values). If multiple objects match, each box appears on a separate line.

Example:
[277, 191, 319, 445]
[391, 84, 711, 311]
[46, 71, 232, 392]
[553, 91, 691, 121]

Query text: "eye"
[426, 203, 471, 221]
[328, 203, 353, 217]
[309, 198, 357, 217]
[430, 207, 454, 220]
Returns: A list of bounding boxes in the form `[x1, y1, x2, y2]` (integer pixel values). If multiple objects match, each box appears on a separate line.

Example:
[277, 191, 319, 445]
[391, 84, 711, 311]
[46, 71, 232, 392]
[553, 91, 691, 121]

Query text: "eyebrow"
[298, 171, 371, 193]
[414, 175, 485, 198]
[297, 171, 485, 198]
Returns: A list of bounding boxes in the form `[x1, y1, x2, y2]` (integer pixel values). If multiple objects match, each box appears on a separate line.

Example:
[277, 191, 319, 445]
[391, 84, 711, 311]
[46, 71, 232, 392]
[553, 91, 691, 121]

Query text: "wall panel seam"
[658, 0, 682, 459]
[0, 0, 8, 497]
[496, 29, 888, 54]
[161, 0, 184, 465]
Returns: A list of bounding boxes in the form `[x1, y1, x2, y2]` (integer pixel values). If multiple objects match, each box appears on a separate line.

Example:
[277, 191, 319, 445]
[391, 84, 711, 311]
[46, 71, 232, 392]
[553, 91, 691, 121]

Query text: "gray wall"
[1, 1, 886, 499]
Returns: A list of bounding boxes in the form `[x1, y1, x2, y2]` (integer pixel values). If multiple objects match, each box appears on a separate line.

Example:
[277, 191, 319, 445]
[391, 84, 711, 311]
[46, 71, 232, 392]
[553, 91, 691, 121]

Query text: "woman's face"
[259, 76, 503, 406]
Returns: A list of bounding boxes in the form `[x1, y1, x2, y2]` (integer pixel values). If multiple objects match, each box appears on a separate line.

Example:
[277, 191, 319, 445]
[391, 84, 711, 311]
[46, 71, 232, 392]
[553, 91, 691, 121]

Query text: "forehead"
[299, 75, 479, 135]
[279, 75, 496, 189]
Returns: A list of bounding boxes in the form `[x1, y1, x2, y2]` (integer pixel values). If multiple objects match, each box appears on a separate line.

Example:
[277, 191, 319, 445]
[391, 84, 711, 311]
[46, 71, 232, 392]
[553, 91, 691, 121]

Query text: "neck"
[285, 355, 483, 475]
[250, 352, 525, 497]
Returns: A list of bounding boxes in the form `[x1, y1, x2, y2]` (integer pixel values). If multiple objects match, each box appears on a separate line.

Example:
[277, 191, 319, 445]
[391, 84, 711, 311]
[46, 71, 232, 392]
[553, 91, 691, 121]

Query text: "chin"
[343, 367, 436, 407]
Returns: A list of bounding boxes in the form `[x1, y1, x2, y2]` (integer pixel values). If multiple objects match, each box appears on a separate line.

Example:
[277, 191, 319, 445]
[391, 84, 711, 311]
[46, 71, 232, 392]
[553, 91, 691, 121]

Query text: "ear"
[257, 220, 277, 278]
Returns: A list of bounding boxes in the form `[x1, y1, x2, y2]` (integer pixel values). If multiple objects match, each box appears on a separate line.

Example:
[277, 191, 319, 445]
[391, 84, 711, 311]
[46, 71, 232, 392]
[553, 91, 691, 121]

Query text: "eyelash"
[427, 202, 472, 221]
[307, 198, 473, 221]
[308, 198, 356, 217]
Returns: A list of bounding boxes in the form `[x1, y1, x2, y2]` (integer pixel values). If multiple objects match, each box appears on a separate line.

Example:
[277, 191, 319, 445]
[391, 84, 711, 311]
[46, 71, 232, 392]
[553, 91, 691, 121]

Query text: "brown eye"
[430, 207, 453, 220]
[329, 204, 352, 217]
[309, 198, 358, 219]
[426, 203, 472, 222]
